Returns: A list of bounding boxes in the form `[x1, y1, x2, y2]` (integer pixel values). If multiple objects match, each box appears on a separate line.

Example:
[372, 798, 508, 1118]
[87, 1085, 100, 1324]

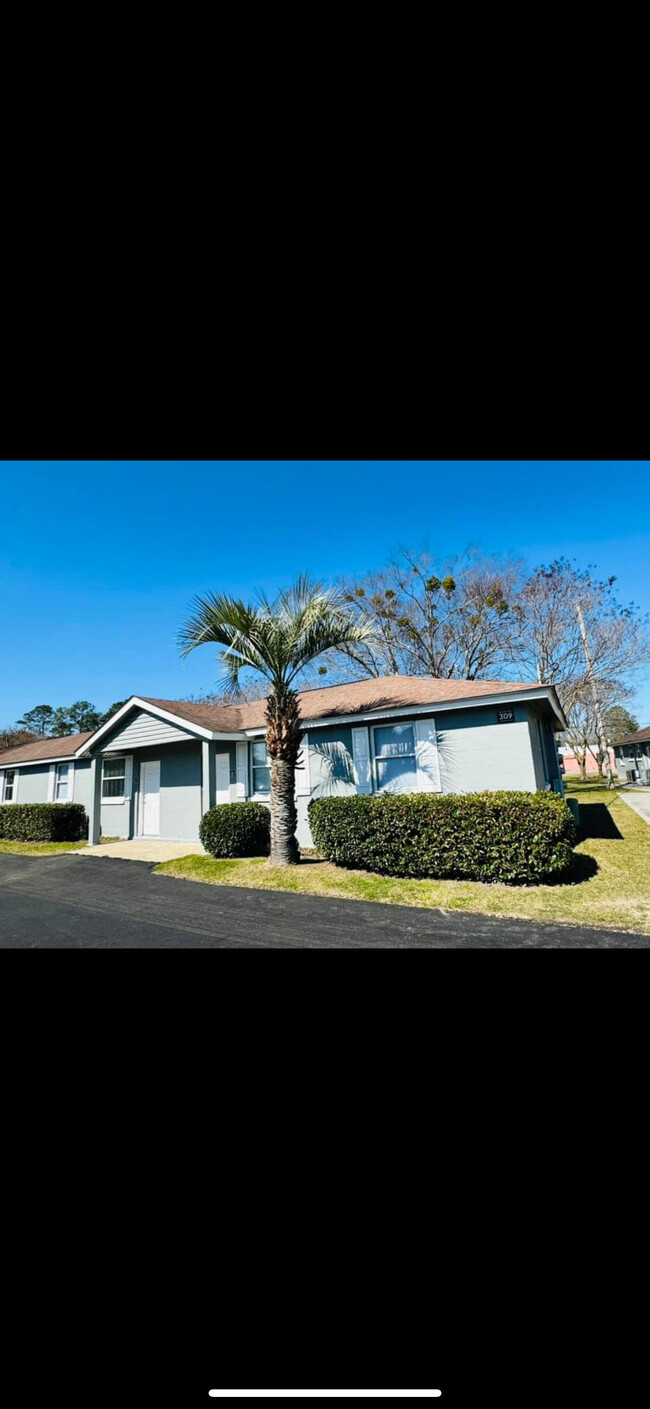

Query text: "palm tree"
[179, 577, 372, 865]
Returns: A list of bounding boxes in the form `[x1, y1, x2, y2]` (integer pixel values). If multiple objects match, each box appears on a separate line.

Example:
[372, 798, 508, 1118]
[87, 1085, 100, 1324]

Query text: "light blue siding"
[615, 747, 631, 780]
[14, 765, 50, 803]
[6, 760, 92, 819]
[157, 745, 202, 840]
[435, 705, 537, 793]
[304, 706, 543, 799]
[73, 761, 92, 811]
[95, 744, 204, 840]
[295, 797, 312, 848]
[296, 705, 543, 846]
[306, 727, 356, 797]
[101, 797, 131, 838]
[99, 708, 199, 752]
[294, 726, 355, 846]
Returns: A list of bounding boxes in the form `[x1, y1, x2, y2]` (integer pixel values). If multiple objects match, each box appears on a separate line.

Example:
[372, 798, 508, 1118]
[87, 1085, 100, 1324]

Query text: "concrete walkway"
[619, 787, 650, 826]
[73, 839, 206, 862]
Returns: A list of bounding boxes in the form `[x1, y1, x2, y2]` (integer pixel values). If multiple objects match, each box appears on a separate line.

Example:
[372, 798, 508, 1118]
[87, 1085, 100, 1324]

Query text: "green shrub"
[0, 803, 88, 843]
[199, 802, 270, 858]
[309, 791, 577, 885]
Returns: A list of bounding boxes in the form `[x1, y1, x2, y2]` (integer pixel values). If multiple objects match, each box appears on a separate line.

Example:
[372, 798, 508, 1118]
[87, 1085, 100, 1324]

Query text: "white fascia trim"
[243, 688, 567, 734]
[0, 754, 80, 769]
[75, 697, 222, 755]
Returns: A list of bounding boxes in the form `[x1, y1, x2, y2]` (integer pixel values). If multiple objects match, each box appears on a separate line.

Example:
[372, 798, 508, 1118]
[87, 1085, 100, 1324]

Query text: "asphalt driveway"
[0, 854, 647, 947]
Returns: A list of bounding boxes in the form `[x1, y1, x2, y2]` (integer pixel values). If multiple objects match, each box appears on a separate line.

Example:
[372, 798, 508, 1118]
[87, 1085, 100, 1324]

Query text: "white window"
[2, 769, 16, 803]
[102, 757, 126, 799]
[251, 741, 271, 795]
[55, 763, 70, 801]
[373, 723, 418, 793]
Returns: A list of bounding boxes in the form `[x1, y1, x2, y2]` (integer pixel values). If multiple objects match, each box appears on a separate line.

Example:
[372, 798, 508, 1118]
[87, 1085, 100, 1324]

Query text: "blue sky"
[1, 460, 649, 725]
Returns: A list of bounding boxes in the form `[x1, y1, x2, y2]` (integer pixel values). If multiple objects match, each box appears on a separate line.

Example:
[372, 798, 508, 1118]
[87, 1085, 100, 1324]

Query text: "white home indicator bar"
[208, 1394, 442, 1400]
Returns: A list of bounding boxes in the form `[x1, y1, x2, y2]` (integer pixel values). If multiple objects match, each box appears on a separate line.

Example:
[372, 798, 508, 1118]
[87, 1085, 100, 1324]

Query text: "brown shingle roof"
[140, 697, 246, 730]
[614, 726, 650, 746]
[143, 675, 552, 732]
[0, 677, 561, 767]
[0, 732, 94, 766]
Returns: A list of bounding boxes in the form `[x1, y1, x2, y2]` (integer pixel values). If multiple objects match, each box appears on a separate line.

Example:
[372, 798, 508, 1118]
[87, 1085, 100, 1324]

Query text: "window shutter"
[414, 718, 441, 792]
[0, 770, 4, 802]
[236, 741, 249, 799]
[124, 756, 133, 799]
[295, 732, 311, 795]
[352, 727, 373, 793]
[47, 764, 56, 802]
[67, 763, 75, 802]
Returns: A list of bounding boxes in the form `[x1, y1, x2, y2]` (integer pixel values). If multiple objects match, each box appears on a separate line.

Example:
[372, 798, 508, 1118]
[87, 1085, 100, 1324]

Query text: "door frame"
[139, 758, 161, 836]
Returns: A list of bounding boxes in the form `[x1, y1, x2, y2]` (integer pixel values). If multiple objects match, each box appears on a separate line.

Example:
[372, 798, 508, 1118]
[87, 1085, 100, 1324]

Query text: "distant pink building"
[559, 743, 616, 776]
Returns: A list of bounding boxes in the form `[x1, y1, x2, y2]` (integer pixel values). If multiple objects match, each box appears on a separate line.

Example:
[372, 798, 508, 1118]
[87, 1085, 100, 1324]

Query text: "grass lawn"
[0, 839, 88, 855]
[154, 780, 650, 934]
[0, 836, 120, 856]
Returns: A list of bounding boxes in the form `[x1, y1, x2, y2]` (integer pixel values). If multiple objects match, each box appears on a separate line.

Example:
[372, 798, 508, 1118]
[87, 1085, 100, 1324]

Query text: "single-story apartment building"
[612, 726, 650, 784]
[0, 675, 567, 848]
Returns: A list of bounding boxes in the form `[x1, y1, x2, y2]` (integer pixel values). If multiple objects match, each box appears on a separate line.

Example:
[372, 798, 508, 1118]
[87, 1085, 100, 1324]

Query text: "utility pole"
[576, 602, 614, 789]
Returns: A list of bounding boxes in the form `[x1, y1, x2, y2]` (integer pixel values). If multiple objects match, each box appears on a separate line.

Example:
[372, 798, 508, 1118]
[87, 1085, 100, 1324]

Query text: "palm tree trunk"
[265, 687, 302, 866]
[269, 758, 300, 865]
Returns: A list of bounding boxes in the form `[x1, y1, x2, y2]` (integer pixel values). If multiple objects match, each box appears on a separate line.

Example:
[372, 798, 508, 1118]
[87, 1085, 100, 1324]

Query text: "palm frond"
[179, 577, 377, 694]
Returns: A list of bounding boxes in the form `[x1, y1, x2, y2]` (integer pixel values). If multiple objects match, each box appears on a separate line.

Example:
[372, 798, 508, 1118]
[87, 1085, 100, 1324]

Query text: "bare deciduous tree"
[507, 559, 650, 722]
[183, 682, 267, 707]
[328, 552, 649, 770]
[0, 726, 40, 752]
[332, 547, 523, 681]
[563, 679, 634, 779]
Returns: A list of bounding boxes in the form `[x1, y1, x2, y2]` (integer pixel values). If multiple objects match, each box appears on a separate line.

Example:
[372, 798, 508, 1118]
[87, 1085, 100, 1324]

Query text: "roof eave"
[243, 685, 568, 734]
[0, 751, 81, 768]
[75, 696, 228, 755]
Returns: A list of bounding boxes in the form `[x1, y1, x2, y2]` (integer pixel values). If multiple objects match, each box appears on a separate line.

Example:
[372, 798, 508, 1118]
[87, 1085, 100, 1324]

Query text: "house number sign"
[497, 708, 515, 724]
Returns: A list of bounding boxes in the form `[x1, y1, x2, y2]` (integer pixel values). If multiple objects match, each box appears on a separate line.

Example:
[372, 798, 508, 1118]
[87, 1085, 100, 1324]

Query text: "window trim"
[2, 768, 17, 803]
[372, 722, 418, 794]
[55, 762, 70, 802]
[101, 755, 127, 803]
[250, 740, 271, 798]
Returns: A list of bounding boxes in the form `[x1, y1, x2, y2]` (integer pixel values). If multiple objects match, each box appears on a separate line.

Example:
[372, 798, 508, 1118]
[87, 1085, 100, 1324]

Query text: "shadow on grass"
[578, 804, 624, 840]
[540, 852, 600, 887]
[301, 849, 600, 887]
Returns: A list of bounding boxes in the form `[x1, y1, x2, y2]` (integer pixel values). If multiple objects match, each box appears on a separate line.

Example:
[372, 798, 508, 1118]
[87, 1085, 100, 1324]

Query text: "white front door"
[140, 759, 161, 835]
[215, 752, 230, 805]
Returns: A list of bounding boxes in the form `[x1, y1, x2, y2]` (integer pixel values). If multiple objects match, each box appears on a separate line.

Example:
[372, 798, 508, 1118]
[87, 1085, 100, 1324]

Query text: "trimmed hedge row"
[199, 801, 270, 858]
[309, 791, 577, 884]
[0, 803, 88, 843]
